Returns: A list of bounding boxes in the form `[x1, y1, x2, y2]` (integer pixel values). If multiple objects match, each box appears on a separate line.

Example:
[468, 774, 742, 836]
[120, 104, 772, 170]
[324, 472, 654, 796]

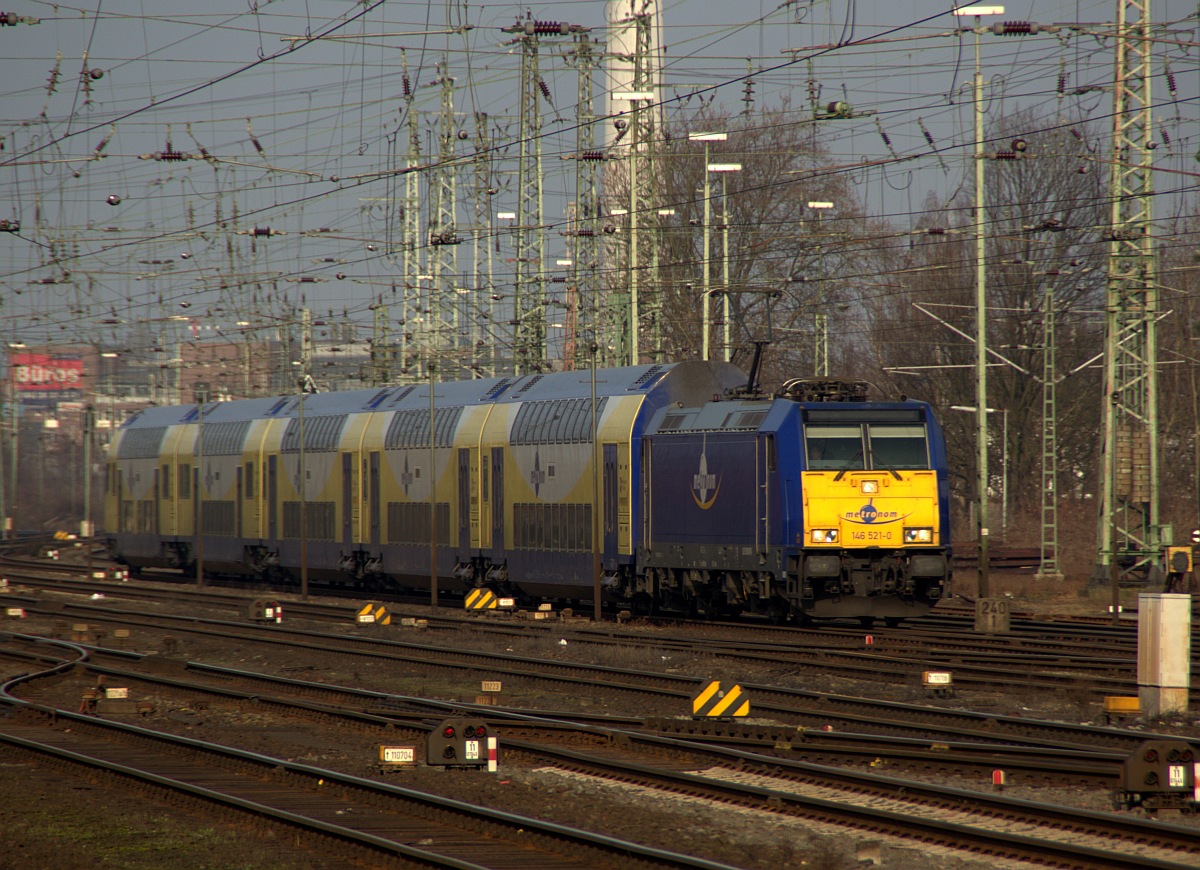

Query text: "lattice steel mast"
[400, 51, 422, 383]
[472, 111, 496, 376]
[566, 32, 601, 371]
[1039, 281, 1062, 580]
[430, 62, 460, 375]
[1097, 0, 1160, 580]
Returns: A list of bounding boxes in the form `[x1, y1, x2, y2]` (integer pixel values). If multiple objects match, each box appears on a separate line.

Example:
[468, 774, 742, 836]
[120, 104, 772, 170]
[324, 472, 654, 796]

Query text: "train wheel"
[858, 616, 876, 629]
[884, 617, 903, 628]
[630, 592, 655, 617]
[767, 600, 790, 626]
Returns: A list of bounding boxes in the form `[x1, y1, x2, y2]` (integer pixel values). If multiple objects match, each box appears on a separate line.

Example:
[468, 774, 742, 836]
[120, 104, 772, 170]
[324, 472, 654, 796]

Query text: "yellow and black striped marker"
[691, 680, 751, 719]
[356, 603, 391, 625]
[465, 588, 499, 610]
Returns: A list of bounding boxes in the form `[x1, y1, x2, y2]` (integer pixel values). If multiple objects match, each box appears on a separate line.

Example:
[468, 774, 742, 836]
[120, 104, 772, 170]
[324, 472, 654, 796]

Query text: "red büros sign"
[13, 354, 84, 392]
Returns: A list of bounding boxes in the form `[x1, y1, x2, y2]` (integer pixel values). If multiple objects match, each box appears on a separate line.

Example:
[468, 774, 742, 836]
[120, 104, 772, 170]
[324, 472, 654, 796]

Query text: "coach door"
[603, 443, 618, 567]
[368, 452, 381, 546]
[457, 449, 470, 553]
[490, 447, 504, 561]
[236, 465, 244, 537]
[267, 454, 278, 540]
[756, 434, 773, 554]
[342, 453, 353, 549]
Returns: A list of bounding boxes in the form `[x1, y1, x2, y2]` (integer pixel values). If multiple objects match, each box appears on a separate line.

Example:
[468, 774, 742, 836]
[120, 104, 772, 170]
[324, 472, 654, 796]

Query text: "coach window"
[179, 464, 191, 499]
[867, 424, 928, 470]
[805, 425, 864, 471]
[244, 462, 255, 498]
[161, 464, 172, 499]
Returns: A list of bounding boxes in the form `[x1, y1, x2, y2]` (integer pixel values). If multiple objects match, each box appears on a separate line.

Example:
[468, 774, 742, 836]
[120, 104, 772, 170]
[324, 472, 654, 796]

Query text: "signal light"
[1144, 748, 1159, 763]
[443, 725, 456, 739]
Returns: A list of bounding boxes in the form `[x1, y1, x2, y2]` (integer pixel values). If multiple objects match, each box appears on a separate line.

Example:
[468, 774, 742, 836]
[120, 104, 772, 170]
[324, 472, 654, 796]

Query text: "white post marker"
[487, 736, 498, 773]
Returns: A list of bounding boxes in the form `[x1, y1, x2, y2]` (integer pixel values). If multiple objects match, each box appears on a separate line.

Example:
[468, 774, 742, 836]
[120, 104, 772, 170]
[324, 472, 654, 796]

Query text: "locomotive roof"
[647, 396, 935, 435]
[117, 360, 747, 430]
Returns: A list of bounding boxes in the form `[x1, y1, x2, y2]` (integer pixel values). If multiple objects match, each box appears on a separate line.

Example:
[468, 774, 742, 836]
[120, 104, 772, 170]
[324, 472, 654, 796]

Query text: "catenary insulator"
[991, 21, 1038, 35]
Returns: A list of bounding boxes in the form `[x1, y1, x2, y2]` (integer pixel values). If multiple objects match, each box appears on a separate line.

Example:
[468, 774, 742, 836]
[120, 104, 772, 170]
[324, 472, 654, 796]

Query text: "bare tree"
[866, 111, 1109, 539]
[601, 102, 876, 387]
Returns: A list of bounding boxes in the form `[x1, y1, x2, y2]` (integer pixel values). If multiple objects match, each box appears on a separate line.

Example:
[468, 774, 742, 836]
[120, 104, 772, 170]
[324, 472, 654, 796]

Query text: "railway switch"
[426, 719, 495, 769]
[1114, 739, 1200, 814]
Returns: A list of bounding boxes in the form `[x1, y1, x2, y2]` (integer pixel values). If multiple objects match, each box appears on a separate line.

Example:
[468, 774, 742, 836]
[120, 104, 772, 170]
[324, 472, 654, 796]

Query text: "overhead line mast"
[502, 18, 587, 375]
[1097, 0, 1160, 586]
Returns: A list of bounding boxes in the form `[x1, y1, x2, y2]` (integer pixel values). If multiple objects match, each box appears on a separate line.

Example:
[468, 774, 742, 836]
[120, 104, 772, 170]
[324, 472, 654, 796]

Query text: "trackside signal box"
[248, 600, 283, 624]
[1115, 739, 1200, 814]
[426, 718, 492, 768]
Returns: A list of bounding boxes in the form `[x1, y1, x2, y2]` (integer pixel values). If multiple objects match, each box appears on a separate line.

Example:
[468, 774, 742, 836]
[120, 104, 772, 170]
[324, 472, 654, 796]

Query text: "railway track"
[3, 633, 1198, 869]
[13, 597, 1191, 749]
[0, 635, 1124, 788]
[4, 565, 1187, 703]
[0, 640, 739, 870]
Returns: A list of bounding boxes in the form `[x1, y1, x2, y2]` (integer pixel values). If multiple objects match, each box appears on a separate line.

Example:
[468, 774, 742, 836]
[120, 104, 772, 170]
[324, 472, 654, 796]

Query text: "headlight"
[810, 529, 839, 543]
[904, 527, 933, 543]
[860, 480, 879, 494]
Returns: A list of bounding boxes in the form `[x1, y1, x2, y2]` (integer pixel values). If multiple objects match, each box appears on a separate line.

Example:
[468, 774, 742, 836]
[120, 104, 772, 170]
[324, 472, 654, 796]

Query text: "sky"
[0, 1, 1195, 371]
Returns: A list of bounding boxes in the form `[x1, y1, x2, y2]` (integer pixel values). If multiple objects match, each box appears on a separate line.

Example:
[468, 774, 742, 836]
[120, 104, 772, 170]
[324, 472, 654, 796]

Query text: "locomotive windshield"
[868, 424, 928, 469]
[805, 425, 864, 470]
[805, 422, 929, 470]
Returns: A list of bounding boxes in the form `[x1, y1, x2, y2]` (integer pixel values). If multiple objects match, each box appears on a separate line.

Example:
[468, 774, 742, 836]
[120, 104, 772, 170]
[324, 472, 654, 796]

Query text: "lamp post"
[83, 404, 94, 582]
[101, 352, 119, 442]
[298, 380, 308, 600]
[954, 3, 1004, 600]
[806, 201, 834, 377]
[688, 133, 727, 361]
[615, 90, 654, 365]
[590, 342, 601, 621]
[707, 163, 741, 362]
[610, 207, 630, 361]
[196, 399, 205, 588]
[951, 405, 1008, 542]
[7, 341, 23, 536]
[0, 352, 6, 542]
[428, 361, 438, 608]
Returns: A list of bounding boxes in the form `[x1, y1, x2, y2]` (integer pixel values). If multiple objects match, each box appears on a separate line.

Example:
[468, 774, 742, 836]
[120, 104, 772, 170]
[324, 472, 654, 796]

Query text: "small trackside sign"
[379, 746, 415, 764]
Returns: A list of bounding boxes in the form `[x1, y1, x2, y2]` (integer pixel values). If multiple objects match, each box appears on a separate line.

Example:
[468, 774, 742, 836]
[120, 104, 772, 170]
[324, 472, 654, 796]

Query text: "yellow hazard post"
[691, 680, 751, 719]
[356, 603, 390, 625]
[465, 588, 498, 611]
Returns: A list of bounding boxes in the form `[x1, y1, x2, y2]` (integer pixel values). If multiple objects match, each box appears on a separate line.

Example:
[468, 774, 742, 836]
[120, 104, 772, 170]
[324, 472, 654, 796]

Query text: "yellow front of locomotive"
[802, 469, 942, 550]
[798, 411, 949, 619]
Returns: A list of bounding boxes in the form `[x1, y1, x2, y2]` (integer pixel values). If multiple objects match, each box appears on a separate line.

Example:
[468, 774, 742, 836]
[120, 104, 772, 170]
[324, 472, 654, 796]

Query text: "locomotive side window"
[805, 425, 864, 470]
[867, 424, 929, 469]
